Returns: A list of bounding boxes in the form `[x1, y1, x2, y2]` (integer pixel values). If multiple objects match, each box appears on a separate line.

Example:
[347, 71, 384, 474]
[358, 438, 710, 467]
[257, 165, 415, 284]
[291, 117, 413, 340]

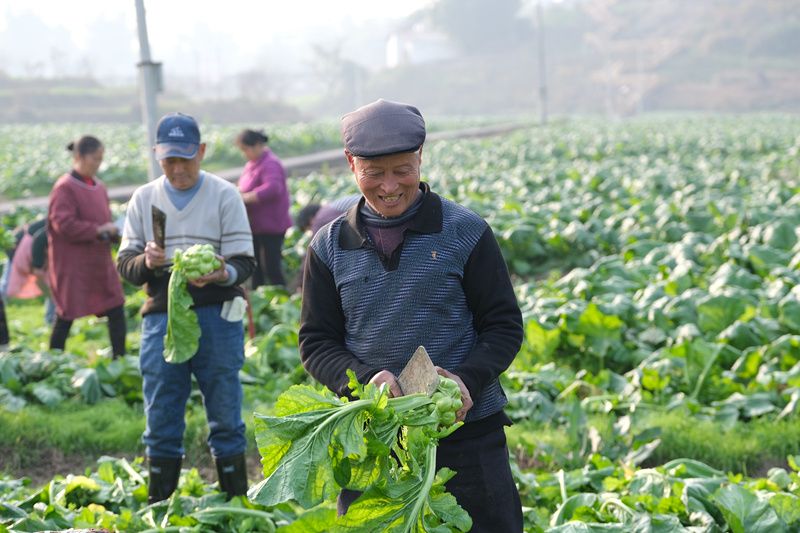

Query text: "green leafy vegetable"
[249, 371, 471, 532]
[163, 244, 222, 363]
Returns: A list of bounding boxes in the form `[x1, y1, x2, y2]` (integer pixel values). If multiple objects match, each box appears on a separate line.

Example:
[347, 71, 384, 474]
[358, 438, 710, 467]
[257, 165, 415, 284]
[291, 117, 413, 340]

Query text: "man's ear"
[345, 150, 356, 173]
[198, 143, 207, 161]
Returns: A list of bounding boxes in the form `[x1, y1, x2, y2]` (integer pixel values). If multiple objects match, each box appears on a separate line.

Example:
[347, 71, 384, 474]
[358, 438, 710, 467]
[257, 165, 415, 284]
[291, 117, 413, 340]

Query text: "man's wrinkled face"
[159, 143, 206, 190]
[348, 149, 422, 218]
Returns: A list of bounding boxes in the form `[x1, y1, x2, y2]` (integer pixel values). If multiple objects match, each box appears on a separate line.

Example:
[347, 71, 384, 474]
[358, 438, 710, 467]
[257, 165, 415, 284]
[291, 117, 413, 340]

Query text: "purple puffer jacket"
[238, 148, 292, 234]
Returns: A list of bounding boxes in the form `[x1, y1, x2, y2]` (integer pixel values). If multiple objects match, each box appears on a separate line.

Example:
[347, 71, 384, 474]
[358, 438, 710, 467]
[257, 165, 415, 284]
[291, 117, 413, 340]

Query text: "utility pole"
[536, 0, 548, 125]
[134, 0, 162, 180]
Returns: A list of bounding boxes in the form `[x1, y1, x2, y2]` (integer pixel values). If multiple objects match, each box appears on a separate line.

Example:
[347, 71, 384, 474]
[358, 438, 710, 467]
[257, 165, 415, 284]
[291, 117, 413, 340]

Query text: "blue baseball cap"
[154, 112, 201, 160]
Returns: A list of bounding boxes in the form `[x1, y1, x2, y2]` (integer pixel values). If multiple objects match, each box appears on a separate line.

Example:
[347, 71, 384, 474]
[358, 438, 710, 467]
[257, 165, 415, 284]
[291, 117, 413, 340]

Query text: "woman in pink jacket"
[236, 129, 292, 288]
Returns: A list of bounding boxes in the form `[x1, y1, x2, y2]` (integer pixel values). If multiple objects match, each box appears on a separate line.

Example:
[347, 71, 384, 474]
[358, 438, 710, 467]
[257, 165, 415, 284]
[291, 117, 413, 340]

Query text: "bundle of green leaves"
[249, 371, 471, 532]
[164, 244, 222, 363]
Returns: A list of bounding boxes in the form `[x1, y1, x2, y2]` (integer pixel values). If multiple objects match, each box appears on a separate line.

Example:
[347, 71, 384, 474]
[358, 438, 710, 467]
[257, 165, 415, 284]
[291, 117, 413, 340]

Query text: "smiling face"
[159, 143, 206, 190]
[347, 149, 422, 218]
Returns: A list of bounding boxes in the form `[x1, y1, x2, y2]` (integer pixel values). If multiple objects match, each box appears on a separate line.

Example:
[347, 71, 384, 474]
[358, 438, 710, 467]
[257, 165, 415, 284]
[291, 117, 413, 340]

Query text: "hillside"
[0, 0, 797, 121]
[356, 0, 800, 117]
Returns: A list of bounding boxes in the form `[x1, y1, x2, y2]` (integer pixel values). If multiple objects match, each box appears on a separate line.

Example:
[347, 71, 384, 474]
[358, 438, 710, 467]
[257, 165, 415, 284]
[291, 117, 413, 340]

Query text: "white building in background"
[385, 23, 456, 68]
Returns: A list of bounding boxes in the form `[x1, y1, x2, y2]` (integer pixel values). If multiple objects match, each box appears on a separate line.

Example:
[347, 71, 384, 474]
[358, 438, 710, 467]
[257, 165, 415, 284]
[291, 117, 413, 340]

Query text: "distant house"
[385, 24, 456, 68]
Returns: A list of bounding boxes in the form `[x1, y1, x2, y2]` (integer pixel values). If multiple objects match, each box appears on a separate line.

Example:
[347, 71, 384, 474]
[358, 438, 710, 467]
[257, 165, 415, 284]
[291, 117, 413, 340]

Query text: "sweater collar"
[70, 169, 96, 186]
[339, 182, 442, 250]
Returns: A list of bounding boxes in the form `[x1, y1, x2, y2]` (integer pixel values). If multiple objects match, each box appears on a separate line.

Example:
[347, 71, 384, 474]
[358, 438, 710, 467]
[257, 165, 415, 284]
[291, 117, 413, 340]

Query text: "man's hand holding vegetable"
[369, 366, 474, 423]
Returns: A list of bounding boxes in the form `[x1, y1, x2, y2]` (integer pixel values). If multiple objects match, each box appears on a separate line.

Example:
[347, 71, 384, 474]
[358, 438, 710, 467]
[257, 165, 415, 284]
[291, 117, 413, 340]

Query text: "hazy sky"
[0, 0, 436, 79]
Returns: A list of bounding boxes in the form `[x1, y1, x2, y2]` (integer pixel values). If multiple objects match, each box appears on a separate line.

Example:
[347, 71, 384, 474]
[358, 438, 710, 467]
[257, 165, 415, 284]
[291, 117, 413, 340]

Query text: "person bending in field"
[117, 113, 256, 503]
[299, 99, 524, 532]
[1, 217, 58, 332]
[47, 135, 127, 357]
[295, 193, 361, 238]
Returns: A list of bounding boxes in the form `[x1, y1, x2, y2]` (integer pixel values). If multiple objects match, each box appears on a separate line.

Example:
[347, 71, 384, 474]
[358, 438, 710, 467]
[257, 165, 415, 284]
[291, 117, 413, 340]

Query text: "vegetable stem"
[403, 442, 437, 533]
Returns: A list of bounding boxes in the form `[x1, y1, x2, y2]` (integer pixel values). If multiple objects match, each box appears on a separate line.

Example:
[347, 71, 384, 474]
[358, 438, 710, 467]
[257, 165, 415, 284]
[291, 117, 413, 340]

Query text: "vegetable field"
[2, 115, 800, 532]
[0, 122, 342, 200]
[0, 117, 498, 200]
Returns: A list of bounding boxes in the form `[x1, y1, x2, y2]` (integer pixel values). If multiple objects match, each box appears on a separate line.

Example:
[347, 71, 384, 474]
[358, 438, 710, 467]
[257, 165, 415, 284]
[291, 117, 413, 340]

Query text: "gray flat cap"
[341, 99, 426, 158]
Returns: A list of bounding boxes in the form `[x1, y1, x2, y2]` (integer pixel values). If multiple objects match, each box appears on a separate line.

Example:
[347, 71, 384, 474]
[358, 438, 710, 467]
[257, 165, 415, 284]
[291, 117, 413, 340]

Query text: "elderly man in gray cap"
[298, 99, 524, 532]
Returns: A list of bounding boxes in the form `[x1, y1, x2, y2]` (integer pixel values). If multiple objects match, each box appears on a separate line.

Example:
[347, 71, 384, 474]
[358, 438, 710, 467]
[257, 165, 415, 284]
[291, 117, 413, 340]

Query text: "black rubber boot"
[215, 453, 248, 499]
[148, 456, 182, 504]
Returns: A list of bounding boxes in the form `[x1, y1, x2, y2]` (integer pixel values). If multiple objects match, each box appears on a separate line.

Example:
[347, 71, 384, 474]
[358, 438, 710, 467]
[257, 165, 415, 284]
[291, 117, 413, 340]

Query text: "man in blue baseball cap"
[154, 112, 202, 160]
[299, 99, 524, 532]
[118, 112, 256, 503]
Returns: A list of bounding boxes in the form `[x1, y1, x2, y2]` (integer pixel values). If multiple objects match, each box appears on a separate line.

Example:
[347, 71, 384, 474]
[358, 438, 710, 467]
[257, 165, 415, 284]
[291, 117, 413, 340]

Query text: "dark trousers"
[339, 427, 522, 532]
[252, 232, 286, 288]
[0, 298, 8, 346]
[436, 428, 523, 533]
[49, 304, 127, 357]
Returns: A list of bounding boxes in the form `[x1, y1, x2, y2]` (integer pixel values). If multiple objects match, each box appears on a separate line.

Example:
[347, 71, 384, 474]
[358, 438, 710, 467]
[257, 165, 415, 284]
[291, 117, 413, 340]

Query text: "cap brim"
[155, 142, 199, 160]
[350, 145, 423, 159]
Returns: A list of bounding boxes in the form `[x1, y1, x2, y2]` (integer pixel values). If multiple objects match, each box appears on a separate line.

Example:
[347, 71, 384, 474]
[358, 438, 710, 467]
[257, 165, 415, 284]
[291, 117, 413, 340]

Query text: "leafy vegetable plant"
[164, 244, 222, 363]
[249, 371, 471, 532]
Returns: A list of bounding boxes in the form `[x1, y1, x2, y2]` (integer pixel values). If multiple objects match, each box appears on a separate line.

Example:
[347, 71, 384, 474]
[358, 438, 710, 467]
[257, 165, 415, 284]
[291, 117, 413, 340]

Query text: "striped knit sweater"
[300, 184, 522, 423]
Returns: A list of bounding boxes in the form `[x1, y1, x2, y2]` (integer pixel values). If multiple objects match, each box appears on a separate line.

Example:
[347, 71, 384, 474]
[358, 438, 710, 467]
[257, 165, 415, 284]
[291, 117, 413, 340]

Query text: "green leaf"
[576, 303, 623, 339]
[662, 458, 725, 479]
[769, 494, 800, 526]
[428, 485, 472, 531]
[71, 368, 101, 404]
[778, 294, 800, 333]
[523, 319, 561, 362]
[273, 384, 345, 416]
[29, 383, 63, 406]
[696, 295, 747, 335]
[0, 385, 26, 411]
[711, 392, 777, 419]
[747, 245, 792, 276]
[717, 321, 769, 351]
[163, 270, 199, 363]
[763, 221, 798, 250]
[767, 468, 792, 490]
[334, 446, 471, 533]
[249, 401, 368, 507]
[279, 505, 338, 532]
[638, 327, 667, 346]
[552, 493, 598, 525]
[97, 461, 116, 484]
[713, 483, 786, 533]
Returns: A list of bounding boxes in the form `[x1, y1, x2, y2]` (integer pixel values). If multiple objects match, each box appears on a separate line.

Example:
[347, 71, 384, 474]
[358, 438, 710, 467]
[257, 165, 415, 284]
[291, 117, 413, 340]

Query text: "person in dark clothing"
[298, 99, 524, 532]
[291, 194, 361, 292]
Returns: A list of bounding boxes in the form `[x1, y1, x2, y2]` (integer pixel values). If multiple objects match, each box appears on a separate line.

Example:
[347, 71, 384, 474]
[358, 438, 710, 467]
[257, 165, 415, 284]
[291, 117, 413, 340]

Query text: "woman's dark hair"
[66, 135, 103, 156]
[236, 129, 269, 147]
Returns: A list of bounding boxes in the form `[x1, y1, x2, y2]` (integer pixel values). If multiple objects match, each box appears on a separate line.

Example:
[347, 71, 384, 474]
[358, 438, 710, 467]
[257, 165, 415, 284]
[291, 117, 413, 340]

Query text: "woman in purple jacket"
[236, 129, 292, 287]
